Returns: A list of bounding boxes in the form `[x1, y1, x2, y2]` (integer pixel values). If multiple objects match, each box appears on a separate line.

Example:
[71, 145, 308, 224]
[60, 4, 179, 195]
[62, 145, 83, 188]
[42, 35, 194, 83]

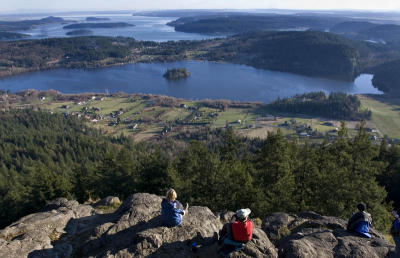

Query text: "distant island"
[163, 68, 190, 80]
[66, 29, 93, 36]
[167, 14, 347, 34]
[63, 22, 134, 29]
[0, 16, 65, 31]
[0, 31, 30, 40]
[86, 17, 111, 22]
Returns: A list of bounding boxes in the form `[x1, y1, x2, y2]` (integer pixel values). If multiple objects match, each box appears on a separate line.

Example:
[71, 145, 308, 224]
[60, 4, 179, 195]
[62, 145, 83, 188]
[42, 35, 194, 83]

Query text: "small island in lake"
[163, 68, 190, 80]
[63, 22, 134, 29]
[66, 29, 93, 36]
[86, 17, 111, 21]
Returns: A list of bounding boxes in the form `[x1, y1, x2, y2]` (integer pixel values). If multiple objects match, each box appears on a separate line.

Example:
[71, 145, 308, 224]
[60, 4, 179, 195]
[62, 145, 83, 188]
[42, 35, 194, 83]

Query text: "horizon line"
[1, 8, 400, 15]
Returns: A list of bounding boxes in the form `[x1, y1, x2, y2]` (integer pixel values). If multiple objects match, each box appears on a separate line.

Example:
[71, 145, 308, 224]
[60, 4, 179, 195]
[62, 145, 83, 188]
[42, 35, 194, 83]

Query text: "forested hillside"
[1, 110, 400, 233]
[207, 31, 364, 81]
[0, 110, 122, 227]
[0, 36, 201, 77]
[0, 31, 396, 84]
[168, 14, 347, 33]
[372, 60, 400, 96]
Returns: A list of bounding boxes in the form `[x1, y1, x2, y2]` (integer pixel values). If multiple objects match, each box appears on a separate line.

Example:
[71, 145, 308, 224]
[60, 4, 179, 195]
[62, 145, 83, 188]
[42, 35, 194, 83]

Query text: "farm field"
[2, 92, 391, 142]
[359, 95, 400, 139]
[30, 93, 375, 142]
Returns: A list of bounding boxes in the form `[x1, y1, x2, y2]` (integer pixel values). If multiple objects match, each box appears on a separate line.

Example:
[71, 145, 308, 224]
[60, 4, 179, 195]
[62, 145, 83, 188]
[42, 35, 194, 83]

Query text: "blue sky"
[2, 0, 400, 13]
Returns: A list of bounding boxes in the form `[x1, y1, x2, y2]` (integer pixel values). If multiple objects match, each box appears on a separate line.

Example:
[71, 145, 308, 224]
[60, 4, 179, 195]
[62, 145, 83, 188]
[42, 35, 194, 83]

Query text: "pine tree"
[254, 130, 296, 214]
[293, 142, 320, 212]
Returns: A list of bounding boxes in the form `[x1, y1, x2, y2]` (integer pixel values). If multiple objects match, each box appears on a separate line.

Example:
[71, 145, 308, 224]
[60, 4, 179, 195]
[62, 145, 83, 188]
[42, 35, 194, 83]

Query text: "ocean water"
[9, 13, 218, 42]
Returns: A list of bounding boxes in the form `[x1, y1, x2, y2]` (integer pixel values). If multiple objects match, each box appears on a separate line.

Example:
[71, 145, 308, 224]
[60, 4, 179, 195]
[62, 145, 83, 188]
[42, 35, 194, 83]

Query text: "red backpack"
[232, 220, 253, 242]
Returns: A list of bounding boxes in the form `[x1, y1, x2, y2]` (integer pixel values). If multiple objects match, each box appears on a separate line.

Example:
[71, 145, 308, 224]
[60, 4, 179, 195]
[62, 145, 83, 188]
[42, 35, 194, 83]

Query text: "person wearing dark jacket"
[347, 202, 372, 238]
[161, 188, 188, 227]
[218, 208, 253, 257]
[392, 209, 400, 235]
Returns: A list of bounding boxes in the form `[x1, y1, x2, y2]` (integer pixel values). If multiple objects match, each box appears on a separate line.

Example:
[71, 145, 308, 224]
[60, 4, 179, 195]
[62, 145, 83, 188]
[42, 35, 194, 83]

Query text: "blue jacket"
[347, 211, 372, 238]
[161, 198, 184, 227]
[354, 221, 371, 238]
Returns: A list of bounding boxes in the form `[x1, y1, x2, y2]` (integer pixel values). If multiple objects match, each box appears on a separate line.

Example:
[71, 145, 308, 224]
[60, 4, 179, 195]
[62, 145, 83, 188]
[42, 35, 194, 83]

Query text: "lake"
[0, 61, 382, 103]
[10, 13, 218, 42]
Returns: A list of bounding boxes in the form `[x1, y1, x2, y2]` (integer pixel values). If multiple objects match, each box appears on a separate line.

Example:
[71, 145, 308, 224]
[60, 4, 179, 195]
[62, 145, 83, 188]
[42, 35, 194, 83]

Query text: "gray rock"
[262, 212, 296, 242]
[218, 211, 236, 224]
[1, 195, 395, 257]
[94, 196, 121, 207]
[0, 198, 94, 258]
[263, 211, 396, 258]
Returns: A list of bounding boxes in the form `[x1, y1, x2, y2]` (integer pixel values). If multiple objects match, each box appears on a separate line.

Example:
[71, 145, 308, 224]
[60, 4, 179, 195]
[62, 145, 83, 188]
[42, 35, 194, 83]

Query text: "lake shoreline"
[0, 61, 381, 103]
[0, 54, 360, 83]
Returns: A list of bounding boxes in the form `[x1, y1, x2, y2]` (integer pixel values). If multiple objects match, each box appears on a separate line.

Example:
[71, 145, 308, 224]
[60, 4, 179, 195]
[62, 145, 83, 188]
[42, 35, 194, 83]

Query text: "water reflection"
[0, 61, 382, 103]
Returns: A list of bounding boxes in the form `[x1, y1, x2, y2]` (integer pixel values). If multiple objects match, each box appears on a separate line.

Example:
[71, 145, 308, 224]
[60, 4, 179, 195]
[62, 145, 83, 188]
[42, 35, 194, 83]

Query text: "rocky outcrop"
[262, 211, 396, 258]
[0, 198, 94, 258]
[0, 194, 396, 258]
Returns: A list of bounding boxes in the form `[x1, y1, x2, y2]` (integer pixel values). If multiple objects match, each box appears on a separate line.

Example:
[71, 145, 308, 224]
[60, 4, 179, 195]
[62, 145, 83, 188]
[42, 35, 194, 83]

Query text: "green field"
[10, 93, 389, 142]
[360, 95, 400, 139]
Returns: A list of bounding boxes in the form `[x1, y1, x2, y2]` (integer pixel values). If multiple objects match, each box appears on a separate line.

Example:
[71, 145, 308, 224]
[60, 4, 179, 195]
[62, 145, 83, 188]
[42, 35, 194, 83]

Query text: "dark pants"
[218, 238, 245, 257]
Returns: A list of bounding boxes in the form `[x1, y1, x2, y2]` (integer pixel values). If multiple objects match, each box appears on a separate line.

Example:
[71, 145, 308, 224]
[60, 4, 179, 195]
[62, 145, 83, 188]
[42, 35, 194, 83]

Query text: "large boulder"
[263, 211, 396, 258]
[0, 198, 94, 258]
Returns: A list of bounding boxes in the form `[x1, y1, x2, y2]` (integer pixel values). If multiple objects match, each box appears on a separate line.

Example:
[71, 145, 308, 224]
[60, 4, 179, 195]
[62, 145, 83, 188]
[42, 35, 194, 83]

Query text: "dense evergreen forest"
[267, 92, 371, 120]
[1, 110, 400, 233]
[372, 60, 400, 96]
[0, 36, 201, 77]
[206, 31, 372, 81]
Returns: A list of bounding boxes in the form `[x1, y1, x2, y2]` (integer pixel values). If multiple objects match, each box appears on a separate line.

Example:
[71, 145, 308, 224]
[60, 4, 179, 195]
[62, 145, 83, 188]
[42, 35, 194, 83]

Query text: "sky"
[1, 0, 400, 13]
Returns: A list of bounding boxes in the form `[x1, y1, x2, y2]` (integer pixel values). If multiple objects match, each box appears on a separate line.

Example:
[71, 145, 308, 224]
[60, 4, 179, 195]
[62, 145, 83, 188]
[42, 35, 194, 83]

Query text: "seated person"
[161, 188, 188, 227]
[347, 202, 372, 238]
[218, 208, 253, 257]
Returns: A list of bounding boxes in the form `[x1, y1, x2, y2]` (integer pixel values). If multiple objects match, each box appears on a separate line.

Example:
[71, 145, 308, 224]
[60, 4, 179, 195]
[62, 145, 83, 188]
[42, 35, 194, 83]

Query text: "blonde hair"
[166, 188, 177, 201]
